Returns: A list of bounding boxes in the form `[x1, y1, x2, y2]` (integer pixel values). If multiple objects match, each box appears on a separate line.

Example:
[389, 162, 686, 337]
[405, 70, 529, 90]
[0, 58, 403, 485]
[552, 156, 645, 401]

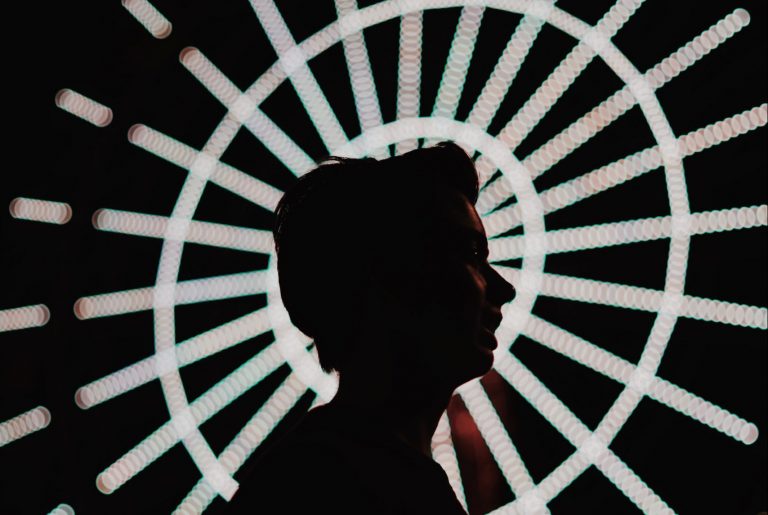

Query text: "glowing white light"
[9, 197, 72, 225]
[489, 205, 766, 258]
[466, 1, 552, 132]
[0, 406, 51, 446]
[127, 124, 282, 210]
[74, 270, 268, 320]
[248, 0, 348, 152]
[75, 307, 273, 409]
[54, 89, 113, 127]
[431, 412, 468, 511]
[174, 373, 307, 513]
[457, 381, 536, 498]
[179, 48, 315, 176]
[92, 208, 273, 254]
[499, 268, 768, 330]
[395, 11, 423, 155]
[95, 342, 285, 494]
[0, 304, 50, 333]
[121, 0, 172, 39]
[47, 503, 75, 515]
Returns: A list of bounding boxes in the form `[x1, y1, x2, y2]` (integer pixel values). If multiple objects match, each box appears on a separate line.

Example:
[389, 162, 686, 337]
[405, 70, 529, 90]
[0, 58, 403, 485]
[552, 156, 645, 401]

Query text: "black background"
[1, 1, 766, 513]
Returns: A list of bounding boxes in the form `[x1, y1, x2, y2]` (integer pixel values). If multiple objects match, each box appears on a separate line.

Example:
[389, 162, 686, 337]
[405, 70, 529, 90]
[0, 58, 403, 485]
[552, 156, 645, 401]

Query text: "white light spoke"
[175, 373, 307, 513]
[522, 9, 750, 181]
[482, 103, 767, 225]
[93, 209, 273, 254]
[180, 48, 315, 176]
[466, 3, 551, 131]
[74, 271, 268, 320]
[249, 0, 348, 152]
[492, 0, 645, 153]
[55, 89, 113, 127]
[499, 268, 767, 329]
[128, 124, 283, 211]
[431, 411, 468, 511]
[0, 304, 50, 333]
[121, 0, 172, 39]
[395, 11, 423, 155]
[432, 6, 485, 122]
[0, 406, 51, 446]
[335, 0, 385, 136]
[592, 451, 673, 514]
[96, 343, 285, 493]
[75, 308, 273, 409]
[9, 197, 72, 225]
[489, 206, 767, 257]
[457, 381, 536, 498]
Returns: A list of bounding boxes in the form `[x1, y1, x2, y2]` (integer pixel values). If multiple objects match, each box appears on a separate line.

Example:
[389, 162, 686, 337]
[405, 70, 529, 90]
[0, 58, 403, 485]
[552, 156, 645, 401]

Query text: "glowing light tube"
[0, 406, 51, 447]
[431, 412, 468, 511]
[249, 0, 348, 152]
[179, 48, 315, 176]
[128, 124, 283, 211]
[121, 0, 172, 39]
[466, 2, 551, 132]
[457, 381, 536, 497]
[498, 268, 767, 329]
[0, 304, 50, 333]
[75, 308, 272, 409]
[9, 197, 72, 225]
[54, 89, 112, 127]
[521, 9, 750, 181]
[522, 314, 759, 445]
[481, 100, 766, 225]
[335, 0, 384, 134]
[489, 205, 767, 258]
[395, 11, 423, 155]
[96, 343, 285, 494]
[74, 270, 268, 320]
[47, 503, 74, 515]
[92, 208, 273, 254]
[174, 373, 307, 513]
[432, 6, 485, 121]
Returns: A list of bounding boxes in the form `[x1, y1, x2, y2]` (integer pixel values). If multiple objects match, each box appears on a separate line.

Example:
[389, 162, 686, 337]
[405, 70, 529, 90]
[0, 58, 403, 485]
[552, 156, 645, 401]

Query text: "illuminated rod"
[493, 354, 673, 513]
[96, 343, 285, 494]
[457, 382, 536, 498]
[521, 9, 750, 181]
[498, 268, 767, 329]
[121, 0, 172, 39]
[0, 304, 50, 333]
[54, 89, 113, 127]
[174, 373, 307, 513]
[74, 270, 268, 320]
[0, 406, 50, 447]
[75, 308, 272, 409]
[179, 48, 315, 176]
[93, 209, 273, 254]
[335, 0, 384, 133]
[47, 504, 74, 515]
[490, 0, 645, 153]
[522, 315, 759, 445]
[9, 197, 72, 225]
[482, 102, 767, 221]
[249, 0, 348, 152]
[432, 6, 485, 121]
[128, 124, 283, 210]
[431, 412, 467, 511]
[395, 11, 423, 154]
[489, 205, 767, 257]
[466, 2, 552, 131]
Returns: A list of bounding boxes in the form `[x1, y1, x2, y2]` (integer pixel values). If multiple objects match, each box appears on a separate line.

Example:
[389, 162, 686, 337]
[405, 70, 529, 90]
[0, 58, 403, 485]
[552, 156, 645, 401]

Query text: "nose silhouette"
[486, 265, 516, 306]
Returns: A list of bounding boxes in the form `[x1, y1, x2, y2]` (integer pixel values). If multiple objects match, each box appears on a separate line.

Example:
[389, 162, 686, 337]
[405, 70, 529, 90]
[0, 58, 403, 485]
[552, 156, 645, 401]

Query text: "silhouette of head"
[274, 142, 516, 392]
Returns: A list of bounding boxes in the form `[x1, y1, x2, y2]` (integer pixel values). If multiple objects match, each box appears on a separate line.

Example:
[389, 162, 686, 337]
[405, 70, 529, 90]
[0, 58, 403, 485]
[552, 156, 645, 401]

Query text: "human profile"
[229, 142, 516, 514]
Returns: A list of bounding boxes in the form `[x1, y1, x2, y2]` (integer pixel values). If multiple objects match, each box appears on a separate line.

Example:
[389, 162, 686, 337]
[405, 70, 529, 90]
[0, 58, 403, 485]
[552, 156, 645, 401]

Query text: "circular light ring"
[151, 0, 689, 500]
